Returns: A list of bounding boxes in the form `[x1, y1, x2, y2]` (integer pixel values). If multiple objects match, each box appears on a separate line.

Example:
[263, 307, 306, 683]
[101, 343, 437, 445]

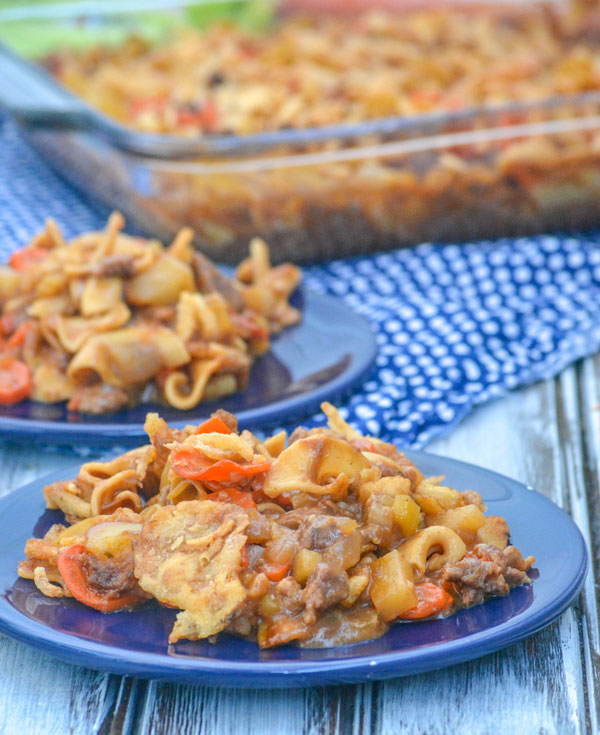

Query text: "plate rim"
[0, 289, 377, 444]
[0, 450, 588, 687]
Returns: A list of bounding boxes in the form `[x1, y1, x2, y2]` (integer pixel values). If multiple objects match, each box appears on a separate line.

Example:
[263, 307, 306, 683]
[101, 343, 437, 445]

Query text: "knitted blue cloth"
[2, 119, 600, 448]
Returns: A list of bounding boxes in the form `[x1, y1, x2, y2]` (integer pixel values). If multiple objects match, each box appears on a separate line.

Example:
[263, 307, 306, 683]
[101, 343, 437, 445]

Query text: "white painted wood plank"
[572, 355, 600, 734]
[426, 378, 556, 488]
[0, 637, 121, 735]
[134, 680, 375, 735]
[375, 611, 583, 735]
[135, 682, 309, 735]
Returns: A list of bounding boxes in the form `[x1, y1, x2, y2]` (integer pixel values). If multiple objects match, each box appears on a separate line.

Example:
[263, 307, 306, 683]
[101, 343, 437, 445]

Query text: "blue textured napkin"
[2, 118, 600, 448]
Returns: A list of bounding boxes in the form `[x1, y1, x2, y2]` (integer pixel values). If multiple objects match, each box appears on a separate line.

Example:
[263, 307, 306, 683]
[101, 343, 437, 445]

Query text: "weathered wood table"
[1, 355, 598, 735]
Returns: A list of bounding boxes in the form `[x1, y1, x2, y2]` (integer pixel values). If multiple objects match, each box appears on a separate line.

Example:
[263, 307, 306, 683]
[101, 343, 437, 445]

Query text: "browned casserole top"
[46, 5, 600, 137]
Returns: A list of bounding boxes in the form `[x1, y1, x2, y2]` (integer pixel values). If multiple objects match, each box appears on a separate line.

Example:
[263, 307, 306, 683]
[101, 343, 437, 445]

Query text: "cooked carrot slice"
[176, 100, 218, 130]
[129, 95, 166, 116]
[194, 416, 233, 435]
[9, 247, 49, 271]
[263, 561, 291, 583]
[201, 459, 271, 482]
[170, 448, 212, 477]
[0, 359, 31, 404]
[399, 582, 454, 620]
[207, 487, 256, 509]
[57, 545, 145, 613]
[171, 447, 271, 483]
[5, 322, 32, 349]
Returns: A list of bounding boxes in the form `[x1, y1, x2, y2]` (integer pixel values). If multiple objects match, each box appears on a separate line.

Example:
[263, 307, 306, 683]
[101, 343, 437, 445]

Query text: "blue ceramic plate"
[0, 451, 587, 688]
[0, 289, 376, 446]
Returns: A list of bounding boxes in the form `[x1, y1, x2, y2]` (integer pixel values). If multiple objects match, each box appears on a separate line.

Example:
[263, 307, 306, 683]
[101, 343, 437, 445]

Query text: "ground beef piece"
[67, 384, 131, 414]
[392, 456, 423, 490]
[276, 506, 326, 531]
[144, 413, 191, 484]
[259, 576, 311, 647]
[501, 545, 533, 586]
[364, 449, 423, 489]
[273, 576, 305, 617]
[86, 552, 140, 599]
[298, 515, 345, 550]
[303, 563, 349, 624]
[288, 426, 323, 444]
[92, 254, 136, 279]
[192, 252, 245, 311]
[441, 543, 532, 608]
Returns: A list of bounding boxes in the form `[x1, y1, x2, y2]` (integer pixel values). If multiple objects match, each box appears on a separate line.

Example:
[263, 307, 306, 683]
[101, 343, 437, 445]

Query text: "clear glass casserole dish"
[2, 0, 600, 263]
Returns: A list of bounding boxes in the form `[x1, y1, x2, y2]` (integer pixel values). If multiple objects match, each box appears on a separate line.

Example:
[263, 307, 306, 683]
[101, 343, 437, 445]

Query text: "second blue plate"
[0, 289, 376, 445]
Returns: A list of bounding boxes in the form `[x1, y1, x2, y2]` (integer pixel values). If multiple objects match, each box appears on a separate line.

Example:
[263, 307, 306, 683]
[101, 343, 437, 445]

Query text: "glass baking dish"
[2, 0, 600, 263]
